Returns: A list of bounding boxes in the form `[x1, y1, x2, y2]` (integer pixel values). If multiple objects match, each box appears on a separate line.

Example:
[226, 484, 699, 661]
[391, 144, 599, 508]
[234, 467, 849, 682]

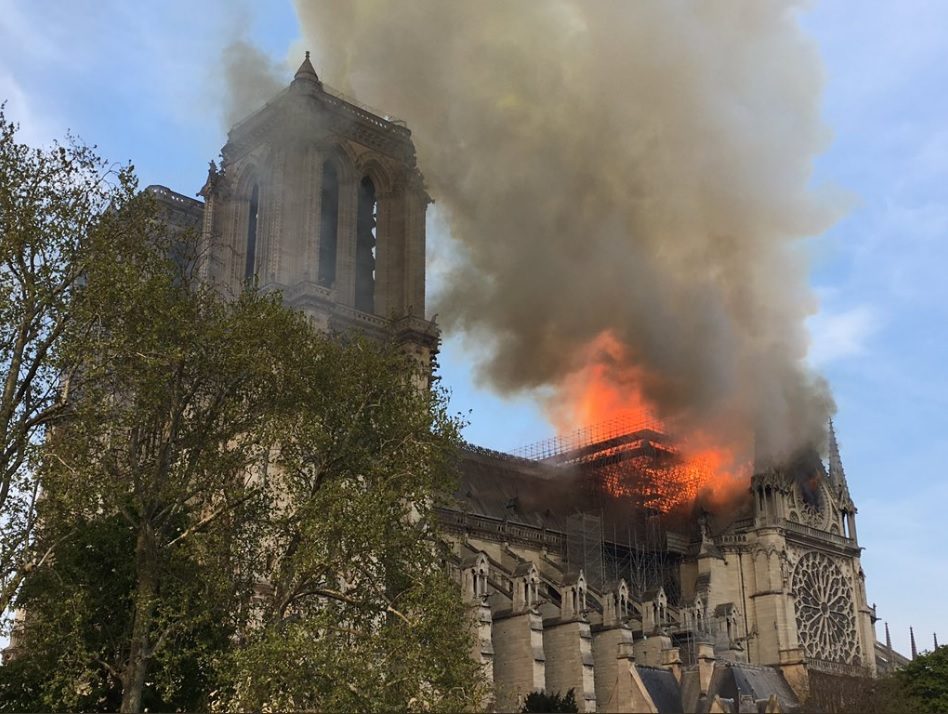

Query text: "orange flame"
[552, 332, 751, 513]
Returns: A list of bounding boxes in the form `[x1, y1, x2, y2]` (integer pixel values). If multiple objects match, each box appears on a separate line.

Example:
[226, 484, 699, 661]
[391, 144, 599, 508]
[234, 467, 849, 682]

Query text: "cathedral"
[149, 54, 891, 712]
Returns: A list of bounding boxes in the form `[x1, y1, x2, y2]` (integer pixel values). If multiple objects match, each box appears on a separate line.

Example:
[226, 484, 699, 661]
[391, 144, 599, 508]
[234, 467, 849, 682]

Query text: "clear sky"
[1, 0, 944, 657]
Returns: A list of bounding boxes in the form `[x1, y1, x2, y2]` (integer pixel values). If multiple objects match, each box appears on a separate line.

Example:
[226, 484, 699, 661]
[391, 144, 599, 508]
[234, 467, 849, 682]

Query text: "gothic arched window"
[318, 161, 339, 288]
[355, 176, 377, 313]
[245, 183, 260, 282]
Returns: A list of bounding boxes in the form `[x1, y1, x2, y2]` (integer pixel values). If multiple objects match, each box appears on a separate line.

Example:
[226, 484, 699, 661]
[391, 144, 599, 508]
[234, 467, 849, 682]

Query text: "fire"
[552, 332, 751, 513]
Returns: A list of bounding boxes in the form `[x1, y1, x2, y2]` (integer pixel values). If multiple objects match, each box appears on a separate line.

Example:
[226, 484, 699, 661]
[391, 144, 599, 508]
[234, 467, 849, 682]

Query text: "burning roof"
[513, 416, 748, 515]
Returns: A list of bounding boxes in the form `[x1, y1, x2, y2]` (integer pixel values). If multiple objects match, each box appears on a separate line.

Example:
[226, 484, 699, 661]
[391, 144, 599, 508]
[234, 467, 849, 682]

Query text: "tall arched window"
[355, 176, 377, 313]
[318, 161, 339, 288]
[244, 184, 260, 282]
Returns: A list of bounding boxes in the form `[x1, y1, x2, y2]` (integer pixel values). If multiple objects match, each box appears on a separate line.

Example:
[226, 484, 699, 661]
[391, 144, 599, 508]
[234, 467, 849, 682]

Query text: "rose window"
[792, 552, 860, 663]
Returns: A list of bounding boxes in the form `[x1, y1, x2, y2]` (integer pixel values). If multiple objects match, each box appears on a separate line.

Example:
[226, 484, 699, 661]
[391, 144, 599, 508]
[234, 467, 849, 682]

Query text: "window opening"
[245, 184, 260, 282]
[318, 161, 339, 288]
[355, 176, 377, 313]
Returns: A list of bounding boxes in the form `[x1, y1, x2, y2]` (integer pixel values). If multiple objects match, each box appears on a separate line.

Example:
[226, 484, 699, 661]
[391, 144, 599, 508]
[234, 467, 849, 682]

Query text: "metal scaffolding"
[565, 512, 605, 590]
[516, 416, 691, 599]
[511, 414, 667, 462]
[562, 506, 679, 601]
[515, 415, 703, 514]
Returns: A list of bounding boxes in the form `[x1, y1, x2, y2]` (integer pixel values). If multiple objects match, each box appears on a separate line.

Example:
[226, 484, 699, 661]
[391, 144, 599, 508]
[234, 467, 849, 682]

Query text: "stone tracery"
[792, 551, 860, 664]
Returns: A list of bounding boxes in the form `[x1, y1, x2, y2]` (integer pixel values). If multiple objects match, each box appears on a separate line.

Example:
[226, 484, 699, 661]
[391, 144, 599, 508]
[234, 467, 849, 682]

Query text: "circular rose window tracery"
[792, 552, 860, 664]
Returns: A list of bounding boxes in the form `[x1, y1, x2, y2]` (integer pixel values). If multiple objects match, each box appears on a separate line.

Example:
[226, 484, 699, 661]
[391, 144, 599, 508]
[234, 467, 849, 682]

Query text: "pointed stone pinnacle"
[828, 418, 846, 486]
[294, 51, 320, 83]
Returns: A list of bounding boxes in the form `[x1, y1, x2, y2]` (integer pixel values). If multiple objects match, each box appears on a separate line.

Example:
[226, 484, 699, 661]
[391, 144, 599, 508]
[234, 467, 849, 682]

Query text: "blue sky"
[1, 0, 944, 657]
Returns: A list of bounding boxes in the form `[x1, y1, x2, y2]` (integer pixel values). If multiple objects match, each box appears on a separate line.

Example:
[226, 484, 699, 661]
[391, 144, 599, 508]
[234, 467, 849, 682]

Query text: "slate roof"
[708, 662, 799, 713]
[680, 668, 702, 713]
[638, 666, 684, 714]
[453, 447, 576, 530]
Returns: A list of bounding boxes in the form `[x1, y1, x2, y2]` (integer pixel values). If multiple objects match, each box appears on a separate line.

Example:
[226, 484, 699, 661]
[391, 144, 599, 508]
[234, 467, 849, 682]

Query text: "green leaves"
[212, 336, 483, 712]
[522, 689, 578, 713]
[0, 106, 138, 616]
[896, 646, 948, 713]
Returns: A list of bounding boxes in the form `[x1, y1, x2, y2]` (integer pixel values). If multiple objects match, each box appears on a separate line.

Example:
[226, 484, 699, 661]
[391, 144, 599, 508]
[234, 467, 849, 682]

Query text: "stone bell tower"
[742, 421, 877, 677]
[199, 53, 438, 366]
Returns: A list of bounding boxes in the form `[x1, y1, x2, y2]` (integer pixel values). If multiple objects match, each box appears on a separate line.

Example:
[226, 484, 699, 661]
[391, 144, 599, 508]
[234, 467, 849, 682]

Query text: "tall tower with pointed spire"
[199, 53, 438, 368]
[734, 421, 878, 676]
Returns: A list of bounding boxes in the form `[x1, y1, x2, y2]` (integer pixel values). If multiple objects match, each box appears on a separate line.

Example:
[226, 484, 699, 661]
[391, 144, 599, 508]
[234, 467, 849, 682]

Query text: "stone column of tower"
[744, 470, 797, 666]
[199, 53, 439, 370]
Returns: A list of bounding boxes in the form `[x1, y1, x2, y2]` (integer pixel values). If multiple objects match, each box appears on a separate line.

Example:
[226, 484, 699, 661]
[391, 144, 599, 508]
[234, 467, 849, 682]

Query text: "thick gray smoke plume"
[289, 1, 841, 465]
[222, 40, 284, 128]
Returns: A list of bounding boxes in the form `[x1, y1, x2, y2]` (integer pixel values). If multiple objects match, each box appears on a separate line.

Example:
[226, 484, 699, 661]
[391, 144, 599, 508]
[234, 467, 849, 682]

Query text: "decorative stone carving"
[790, 480, 831, 531]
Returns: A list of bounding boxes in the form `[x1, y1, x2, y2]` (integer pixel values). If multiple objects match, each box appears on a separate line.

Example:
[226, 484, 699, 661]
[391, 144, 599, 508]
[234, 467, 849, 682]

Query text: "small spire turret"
[885, 621, 892, 652]
[294, 50, 320, 84]
[911, 626, 918, 659]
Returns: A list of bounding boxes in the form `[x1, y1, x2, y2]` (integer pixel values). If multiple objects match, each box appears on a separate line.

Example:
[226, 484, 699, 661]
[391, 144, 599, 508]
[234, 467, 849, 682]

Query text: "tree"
[35, 214, 311, 712]
[212, 336, 486, 711]
[522, 688, 578, 713]
[0, 107, 135, 614]
[0, 515, 230, 712]
[895, 646, 948, 713]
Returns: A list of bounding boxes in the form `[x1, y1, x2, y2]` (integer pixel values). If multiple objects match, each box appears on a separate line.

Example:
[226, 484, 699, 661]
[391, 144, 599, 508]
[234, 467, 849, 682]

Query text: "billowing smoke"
[221, 40, 284, 128]
[287, 1, 841, 468]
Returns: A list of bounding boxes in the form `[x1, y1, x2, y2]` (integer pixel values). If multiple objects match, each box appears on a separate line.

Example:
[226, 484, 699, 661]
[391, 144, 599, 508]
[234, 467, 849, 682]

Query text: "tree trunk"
[121, 522, 158, 713]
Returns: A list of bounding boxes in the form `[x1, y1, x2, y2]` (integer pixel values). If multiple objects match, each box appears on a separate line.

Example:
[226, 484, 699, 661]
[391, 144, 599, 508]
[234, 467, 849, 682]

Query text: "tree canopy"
[0, 105, 136, 615]
[895, 646, 948, 713]
[522, 689, 578, 713]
